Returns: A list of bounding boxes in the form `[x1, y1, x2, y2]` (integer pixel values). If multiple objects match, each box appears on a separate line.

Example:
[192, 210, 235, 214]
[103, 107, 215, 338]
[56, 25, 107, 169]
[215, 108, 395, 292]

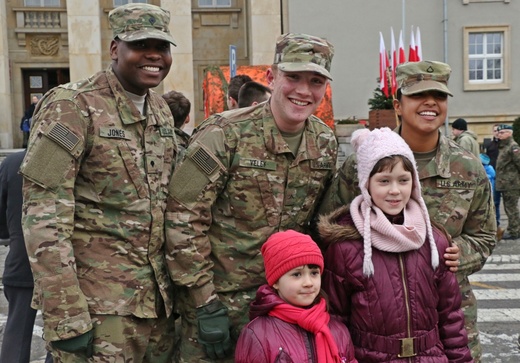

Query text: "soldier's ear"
[110, 40, 119, 61]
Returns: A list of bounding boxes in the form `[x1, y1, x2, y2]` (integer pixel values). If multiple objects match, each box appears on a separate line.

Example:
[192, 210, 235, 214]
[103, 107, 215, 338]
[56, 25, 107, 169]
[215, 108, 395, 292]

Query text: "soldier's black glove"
[196, 300, 232, 359]
[51, 330, 94, 358]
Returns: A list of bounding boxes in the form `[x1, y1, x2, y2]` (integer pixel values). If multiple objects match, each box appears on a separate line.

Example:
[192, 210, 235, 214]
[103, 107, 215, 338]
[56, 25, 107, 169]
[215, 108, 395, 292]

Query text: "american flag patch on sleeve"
[47, 123, 80, 152]
[192, 146, 218, 175]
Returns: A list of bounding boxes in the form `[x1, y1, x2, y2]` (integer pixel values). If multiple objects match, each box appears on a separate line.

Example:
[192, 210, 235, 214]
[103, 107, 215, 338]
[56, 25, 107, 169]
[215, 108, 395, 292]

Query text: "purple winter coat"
[235, 284, 358, 363]
[319, 206, 473, 363]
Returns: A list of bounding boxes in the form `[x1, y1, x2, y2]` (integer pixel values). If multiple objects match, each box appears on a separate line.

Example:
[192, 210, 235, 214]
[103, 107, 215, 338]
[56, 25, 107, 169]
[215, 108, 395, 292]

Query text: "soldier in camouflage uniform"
[20, 3, 178, 362]
[165, 33, 337, 362]
[319, 61, 496, 363]
[495, 124, 520, 239]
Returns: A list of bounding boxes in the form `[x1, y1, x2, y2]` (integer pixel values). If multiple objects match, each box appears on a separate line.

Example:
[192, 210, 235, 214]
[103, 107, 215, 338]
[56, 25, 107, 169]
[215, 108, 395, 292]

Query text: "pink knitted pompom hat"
[351, 127, 439, 275]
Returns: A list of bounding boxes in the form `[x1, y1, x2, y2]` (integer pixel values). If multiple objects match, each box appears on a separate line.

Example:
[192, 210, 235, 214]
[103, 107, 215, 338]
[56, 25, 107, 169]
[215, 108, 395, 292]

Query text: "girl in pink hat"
[319, 127, 473, 362]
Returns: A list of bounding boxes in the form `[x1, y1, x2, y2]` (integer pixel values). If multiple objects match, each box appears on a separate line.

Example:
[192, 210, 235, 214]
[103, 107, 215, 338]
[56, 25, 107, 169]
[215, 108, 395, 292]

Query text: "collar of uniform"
[261, 101, 321, 160]
[106, 65, 147, 125]
[432, 133, 452, 178]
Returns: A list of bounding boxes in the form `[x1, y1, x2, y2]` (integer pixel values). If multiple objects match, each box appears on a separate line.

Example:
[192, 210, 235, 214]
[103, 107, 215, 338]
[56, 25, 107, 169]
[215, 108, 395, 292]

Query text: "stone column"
[66, 0, 102, 81]
[248, 0, 281, 65]
[160, 0, 196, 133]
[0, 2, 13, 148]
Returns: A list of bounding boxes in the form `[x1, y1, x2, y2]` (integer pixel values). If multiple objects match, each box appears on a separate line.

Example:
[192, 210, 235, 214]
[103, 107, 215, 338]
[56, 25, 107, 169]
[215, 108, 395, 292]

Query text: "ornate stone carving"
[29, 35, 60, 56]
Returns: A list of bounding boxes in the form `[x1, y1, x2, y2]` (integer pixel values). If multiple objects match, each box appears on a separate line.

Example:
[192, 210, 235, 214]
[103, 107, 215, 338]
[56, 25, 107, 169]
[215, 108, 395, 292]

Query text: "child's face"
[273, 265, 321, 307]
[368, 161, 413, 216]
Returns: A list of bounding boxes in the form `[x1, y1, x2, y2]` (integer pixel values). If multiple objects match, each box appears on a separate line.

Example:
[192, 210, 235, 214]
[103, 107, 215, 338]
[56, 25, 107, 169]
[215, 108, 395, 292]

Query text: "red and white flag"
[398, 30, 406, 64]
[415, 26, 422, 61]
[379, 32, 389, 97]
[390, 27, 398, 95]
[408, 26, 418, 62]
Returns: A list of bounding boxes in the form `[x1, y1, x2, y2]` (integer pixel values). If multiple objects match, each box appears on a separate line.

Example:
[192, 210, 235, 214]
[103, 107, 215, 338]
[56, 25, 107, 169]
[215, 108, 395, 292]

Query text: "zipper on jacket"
[398, 254, 415, 362]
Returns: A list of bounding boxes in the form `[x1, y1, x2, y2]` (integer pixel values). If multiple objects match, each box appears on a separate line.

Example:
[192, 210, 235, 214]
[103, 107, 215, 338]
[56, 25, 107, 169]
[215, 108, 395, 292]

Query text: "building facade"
[1, 0, 519, 148]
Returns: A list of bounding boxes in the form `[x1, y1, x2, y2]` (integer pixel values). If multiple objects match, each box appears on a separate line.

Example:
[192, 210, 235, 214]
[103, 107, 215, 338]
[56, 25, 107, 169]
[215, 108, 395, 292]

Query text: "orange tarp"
[202, 65, 334, 128]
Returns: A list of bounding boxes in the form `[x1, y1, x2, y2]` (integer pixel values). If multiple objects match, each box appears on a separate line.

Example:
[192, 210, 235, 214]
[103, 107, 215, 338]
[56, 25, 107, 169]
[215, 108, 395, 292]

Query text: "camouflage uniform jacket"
[165, 102, 337, 307]
[320, 129, 496, 277]
[20, 65, 177, 341]
[495, 136, 520, 191]
[454, 130, 480, 157]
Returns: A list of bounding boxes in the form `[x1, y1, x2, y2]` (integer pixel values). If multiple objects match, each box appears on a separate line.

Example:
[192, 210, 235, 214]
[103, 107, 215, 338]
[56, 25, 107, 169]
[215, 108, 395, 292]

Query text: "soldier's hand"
[51, 330, 94, 358]
[444, 245, 460, 273]
[196, 300, 232, 359]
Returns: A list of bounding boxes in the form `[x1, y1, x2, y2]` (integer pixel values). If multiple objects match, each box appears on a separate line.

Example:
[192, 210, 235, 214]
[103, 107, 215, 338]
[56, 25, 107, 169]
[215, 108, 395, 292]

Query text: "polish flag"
[379, 32, 389, 97]
[408, 26, 418, 62]
[390, 27, 398, 96]
[398, 30, 406, 64]
[416, 26, 422, 61]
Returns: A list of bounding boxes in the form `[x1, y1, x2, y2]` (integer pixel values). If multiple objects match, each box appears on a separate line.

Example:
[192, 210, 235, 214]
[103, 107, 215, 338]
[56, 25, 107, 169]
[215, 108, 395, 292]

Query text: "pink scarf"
[268, 298, 342, 363]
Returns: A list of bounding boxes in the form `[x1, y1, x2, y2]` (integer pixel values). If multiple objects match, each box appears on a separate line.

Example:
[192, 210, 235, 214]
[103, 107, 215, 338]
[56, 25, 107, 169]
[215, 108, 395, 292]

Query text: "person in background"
[319, 127, 472, 362]
[162, 90, 191, 160]
[237, 81, 271, 108]
[226, 74, 253, 110]
[451, 118, 480, 157]
[484, 124, 502, 235]
[19, 3, 178, 361]
[0, 150, 53, 363]
[480, 153, 495, 194]
[235, 230, 357, 363]
[20, 95, 39, 148]
[495, 124, 520, 240]
[165, 33, 337, 362]
[319, 60, 496, 362]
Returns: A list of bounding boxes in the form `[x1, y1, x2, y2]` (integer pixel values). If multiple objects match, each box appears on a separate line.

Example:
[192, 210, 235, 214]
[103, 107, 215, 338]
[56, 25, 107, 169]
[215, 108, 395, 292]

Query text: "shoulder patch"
[160, 127, 174, 137]
[192, 146, 218, 175]
[46, 123, 80, 152]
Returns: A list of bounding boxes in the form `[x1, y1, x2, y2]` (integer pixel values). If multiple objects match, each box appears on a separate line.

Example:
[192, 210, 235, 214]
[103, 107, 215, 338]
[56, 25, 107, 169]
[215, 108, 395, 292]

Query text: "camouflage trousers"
[50, 312, 176, 363]
[458, 276, 481, 363]
[175, 286, 257, 363]
[502, 190, 520, 236]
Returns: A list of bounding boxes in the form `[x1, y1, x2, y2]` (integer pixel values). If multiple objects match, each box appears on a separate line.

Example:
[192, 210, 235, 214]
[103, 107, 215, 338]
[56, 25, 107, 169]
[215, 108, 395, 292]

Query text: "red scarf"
[268, 298, 342, 363]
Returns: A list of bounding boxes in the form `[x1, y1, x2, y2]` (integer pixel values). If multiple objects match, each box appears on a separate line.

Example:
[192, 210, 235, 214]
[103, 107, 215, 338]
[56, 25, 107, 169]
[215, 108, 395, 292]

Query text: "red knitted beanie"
[261, 230, 324, 286]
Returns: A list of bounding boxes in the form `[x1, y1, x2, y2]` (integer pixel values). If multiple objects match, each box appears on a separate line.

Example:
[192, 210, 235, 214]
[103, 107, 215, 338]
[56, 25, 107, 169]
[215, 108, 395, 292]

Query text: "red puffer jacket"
[319, 206, 473, 363]
[235, 284, 358, 363]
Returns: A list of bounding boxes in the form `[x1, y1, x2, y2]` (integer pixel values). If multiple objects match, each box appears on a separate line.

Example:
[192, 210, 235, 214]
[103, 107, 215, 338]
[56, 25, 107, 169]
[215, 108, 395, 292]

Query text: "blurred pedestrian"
[19, 3, 178, 362]
[226, 74, 252, 110]
[0, 150, 53, 363]
[162, 90, 191, 160]
[237, 81, 271, 108]
[484, 124, 502, 232]
[495, 124, 520, 240]
[451, 118, 480, 157]
[20, 96, 39, 148]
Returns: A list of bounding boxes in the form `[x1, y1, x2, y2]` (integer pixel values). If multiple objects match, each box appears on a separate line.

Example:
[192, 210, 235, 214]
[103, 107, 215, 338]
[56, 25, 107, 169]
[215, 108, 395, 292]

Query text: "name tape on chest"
[239, 158, 277, 170]
[100, 127, 132, 140]
[436, 179, 476, 189]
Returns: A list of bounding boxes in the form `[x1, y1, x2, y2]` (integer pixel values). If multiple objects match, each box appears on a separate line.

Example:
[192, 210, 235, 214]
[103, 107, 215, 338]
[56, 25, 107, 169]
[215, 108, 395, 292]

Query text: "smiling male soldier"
[165, 33, 337, 362]
[19, 3, 178, 362]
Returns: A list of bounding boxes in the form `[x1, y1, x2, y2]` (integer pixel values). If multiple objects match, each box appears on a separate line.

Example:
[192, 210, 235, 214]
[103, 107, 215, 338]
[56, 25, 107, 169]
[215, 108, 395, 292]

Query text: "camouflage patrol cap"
[273, 33, 334, 80]
[396, 60, 452, 96]
[109, 3, 176, 46]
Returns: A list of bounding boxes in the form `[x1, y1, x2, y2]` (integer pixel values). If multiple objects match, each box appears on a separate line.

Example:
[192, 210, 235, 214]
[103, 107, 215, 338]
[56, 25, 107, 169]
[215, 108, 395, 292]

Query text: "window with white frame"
[198, 0, 232, 7]
[24, 0, 60, 6]
[113, 0, 148, 6]
[464, 26, 510, 91]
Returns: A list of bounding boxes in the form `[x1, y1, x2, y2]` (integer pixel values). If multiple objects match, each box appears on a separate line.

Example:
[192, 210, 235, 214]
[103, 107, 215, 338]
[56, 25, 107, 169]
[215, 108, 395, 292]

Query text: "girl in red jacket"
[235, 230, 357, 363]
[319, 127, 473, 362]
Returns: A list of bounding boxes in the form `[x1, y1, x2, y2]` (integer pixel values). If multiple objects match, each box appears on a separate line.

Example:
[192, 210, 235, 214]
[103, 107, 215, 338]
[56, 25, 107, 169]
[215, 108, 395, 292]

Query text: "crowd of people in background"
[7, 1, 520, 362]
